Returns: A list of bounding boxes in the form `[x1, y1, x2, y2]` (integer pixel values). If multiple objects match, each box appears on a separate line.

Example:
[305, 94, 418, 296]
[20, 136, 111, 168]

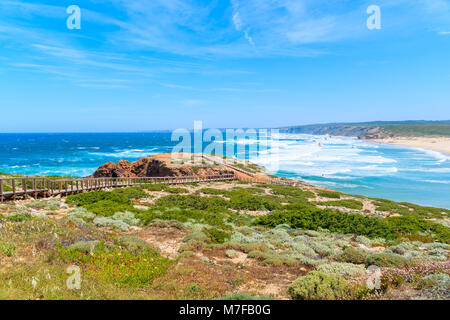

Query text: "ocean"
[1, 132, 449, 209]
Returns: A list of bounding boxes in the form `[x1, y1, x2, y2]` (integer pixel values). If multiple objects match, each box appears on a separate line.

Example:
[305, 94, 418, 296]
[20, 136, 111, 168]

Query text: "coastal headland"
[280, 121, 450, 154]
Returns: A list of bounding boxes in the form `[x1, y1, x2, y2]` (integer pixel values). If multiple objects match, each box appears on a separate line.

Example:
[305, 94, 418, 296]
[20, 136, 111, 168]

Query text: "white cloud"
[244, 31, 255, 46]
[2, 0, 450, 77]
[233, 12, 243, 31]
[232, 11, 255, 46]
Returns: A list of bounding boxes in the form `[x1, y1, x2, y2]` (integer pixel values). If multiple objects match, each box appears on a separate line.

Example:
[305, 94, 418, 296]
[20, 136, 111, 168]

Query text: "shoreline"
[368, 136, 450, 155]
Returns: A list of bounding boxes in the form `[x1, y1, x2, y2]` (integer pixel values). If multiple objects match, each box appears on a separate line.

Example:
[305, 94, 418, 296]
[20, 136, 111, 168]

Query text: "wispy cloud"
[232, 11, 255, 46]
[1, 0, 450, 88]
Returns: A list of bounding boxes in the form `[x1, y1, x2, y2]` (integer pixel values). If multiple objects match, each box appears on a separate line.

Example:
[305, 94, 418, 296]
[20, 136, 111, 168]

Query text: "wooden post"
[22, 178, 27, 199]
[0, 179, 3, 203]
[12, 179, 16, 201]
[32, 179, 37, 199]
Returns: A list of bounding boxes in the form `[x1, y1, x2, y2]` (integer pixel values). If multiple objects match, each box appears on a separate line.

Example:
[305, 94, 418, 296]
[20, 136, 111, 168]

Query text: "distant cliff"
[279, 121, 450, 139]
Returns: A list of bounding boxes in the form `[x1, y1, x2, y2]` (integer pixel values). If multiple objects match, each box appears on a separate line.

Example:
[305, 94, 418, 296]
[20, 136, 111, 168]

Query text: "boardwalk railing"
[202, 155, 257, 177]
[0, 174, 237, 202]
[202, 154, 314, 188]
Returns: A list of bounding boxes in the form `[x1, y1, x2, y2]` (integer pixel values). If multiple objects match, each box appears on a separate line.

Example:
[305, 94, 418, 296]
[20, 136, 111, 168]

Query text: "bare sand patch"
[136, 226, 188, 259]
[373, 136, 450, 154]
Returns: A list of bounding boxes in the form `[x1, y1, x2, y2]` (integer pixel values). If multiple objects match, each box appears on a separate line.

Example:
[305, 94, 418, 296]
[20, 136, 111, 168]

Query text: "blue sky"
[0, 0, 450, 132]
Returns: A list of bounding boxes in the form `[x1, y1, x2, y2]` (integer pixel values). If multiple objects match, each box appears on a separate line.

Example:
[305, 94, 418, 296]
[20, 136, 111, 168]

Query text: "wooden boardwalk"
[0, 174, 237, 202]
[0, 155, 315, 203]
[202, 154, 310, 187]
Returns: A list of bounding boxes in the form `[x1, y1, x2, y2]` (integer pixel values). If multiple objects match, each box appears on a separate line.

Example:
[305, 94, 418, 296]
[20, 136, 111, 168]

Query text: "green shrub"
[112, 211, 140, 226]
[254, 206, 397, 240]
[138, 207, 233, 230]
[226, 250, 239, 258]
[317, 190, 342, 199]
[6, 214, 29, 222]
[198, 188, 232, 196]
[66, 191, 131, 207]
[319, 200, 363, 210]
[57, 244, 171, 288]
[266, 185, 315, 199]
[386, 216, 450, 243]
[316, 262, 366, 277]
[406, 204, 450, 219]
[232, 187, 265, 195]
[262, 255, 298, 267]
[275, 224, 292, 231]
[112, 187, 149, 199]
[70, 240, 101, 253]
[288, 271, 349, 300]
[247, 249, 300, 267]
[118, 236, 148, 250]
[336, 247, 369, 264]
[26, 199, 63, 211]
[308, 240, 337, 257]
[255, 206, 450, 243]
[67, 207, 96, 221]
[93, 216, 130, 231]
[2, 184, 13, 192]
[155, 195, 228, 211]
[374, 199, 450, 219]
[365, 253, 408, 268]
[166, 187, 189, 194]
[355, 236, 372, 247]
[204, 228, 231, 244]
[141, 184, 169, 192]
[229, 194, 281, 211]
[150, 219, 185, 229]
[421, 273, 450, 288]
[184, 232, 209, 243]
[86, 200, 135, 217]
[0, 241, 16, 257]
[247, 250, 267, 260]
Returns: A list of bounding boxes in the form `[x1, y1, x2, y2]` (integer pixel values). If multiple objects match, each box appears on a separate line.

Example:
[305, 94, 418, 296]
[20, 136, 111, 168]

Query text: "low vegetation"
[318, 200, 364, 210]
[288, 271, 349, 300]
[0, 180, 449, 300]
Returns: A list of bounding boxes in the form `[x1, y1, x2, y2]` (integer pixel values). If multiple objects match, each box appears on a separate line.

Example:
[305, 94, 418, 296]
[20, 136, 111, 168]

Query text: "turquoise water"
[0, 133, 449, 209]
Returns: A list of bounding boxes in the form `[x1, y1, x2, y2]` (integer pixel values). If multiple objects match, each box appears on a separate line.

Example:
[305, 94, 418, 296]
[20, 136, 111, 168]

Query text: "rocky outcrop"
[92, 156, 233, 178]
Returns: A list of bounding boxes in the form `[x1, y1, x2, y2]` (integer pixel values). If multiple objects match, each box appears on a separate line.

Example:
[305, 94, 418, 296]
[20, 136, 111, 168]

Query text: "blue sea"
[1, 132, 449, 209]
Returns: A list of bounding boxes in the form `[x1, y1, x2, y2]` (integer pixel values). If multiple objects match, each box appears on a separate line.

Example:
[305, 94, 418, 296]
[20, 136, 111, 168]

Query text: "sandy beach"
[373, 137, 450, 154]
